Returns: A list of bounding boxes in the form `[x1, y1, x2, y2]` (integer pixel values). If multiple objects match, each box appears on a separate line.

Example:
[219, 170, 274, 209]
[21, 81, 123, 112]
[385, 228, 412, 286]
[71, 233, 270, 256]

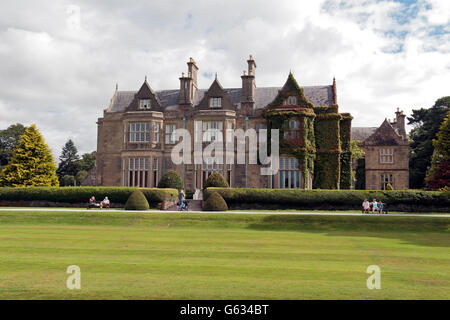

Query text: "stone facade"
[353, 109, 409, 190]
[96, 56, 351, 190]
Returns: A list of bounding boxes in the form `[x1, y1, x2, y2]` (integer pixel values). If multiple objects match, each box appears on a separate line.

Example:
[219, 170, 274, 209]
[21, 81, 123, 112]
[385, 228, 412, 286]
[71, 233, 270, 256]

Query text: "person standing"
[178, 189, 185, 211]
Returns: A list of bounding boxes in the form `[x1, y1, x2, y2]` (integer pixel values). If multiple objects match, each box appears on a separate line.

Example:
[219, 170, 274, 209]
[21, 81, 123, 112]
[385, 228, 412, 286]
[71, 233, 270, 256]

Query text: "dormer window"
[284, 96, 297, 105]
[139, 99, 151, 110]
[209, 97, 222, 108]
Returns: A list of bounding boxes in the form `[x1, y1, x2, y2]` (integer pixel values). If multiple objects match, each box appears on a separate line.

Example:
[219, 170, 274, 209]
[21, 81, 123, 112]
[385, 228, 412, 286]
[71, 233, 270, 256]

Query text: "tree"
[408, 96, 450, 188]
[78, 151, 96, 172]
[76, 170, 88, 184]
[0, 123, 26, 166]
[350, 140, 365, 188]
[425, 111, 450, 189]
[157, 170, 184, 189]
[0, 124, 59, 187]
[61, 175, 75, 186]
[57, 139, 80, 183]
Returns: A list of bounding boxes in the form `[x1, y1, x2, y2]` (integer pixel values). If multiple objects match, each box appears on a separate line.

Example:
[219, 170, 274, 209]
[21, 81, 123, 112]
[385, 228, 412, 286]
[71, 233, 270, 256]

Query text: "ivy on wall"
[339, 114, 353, 189]
[262, 73, 352, 189]
[313, 106, 342, 189]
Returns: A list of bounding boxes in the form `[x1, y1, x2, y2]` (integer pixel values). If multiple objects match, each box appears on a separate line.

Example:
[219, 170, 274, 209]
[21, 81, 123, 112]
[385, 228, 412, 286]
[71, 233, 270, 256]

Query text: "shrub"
[124, 190, 149, 210]
[203, 188, 450, 212]
[185, 189, 194, 199]
[202, 191, 228, 211]
[0, 186, 178, 206]
[61, 175, 75, 186]
[203, 172, 229, 190]
[386, 183, 393, 190]
[157, 170, 184, 190]
[139, 188, 178, 205]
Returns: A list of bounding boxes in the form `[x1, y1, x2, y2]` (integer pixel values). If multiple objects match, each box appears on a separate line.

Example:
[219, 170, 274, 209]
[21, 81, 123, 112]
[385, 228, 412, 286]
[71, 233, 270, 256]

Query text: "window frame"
[129, 122, 150, 143]
[153, 122, 160, 143]
[202, 121, 223, 142]
[209, 97, 222, 109]
[165, 124, 176, 144]
[379, 148, 394, 164]
[139, 99, 151, 110]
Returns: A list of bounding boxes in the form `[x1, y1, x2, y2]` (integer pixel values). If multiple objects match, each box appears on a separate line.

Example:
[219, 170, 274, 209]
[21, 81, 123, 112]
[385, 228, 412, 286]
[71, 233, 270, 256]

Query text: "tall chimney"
[248, 55, 256, 76]
[395, 108, 406, 138]
[179, 72, 193, 105]
[179, 58, 199, 106]
[241, 55, 256, 112]
[332, 77, 337, 105]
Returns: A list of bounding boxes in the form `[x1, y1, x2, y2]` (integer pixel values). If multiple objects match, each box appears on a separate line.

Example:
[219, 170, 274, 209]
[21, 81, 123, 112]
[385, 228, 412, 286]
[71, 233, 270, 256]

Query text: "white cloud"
[0, 0, 449, 158]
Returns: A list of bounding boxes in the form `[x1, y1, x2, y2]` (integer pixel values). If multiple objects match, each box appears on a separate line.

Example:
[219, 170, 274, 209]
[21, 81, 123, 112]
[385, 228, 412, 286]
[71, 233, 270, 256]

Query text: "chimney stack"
[241, 55, 256, 112]
[395, 108, 406, 138]
[179, 58, 198, 106]
[332, 77, 337, 105]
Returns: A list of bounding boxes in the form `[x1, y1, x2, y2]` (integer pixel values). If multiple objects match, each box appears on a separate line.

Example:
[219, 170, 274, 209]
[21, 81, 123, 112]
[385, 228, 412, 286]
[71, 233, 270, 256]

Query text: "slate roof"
[108, 85, 334, 112]
[351, 127, 377, 141]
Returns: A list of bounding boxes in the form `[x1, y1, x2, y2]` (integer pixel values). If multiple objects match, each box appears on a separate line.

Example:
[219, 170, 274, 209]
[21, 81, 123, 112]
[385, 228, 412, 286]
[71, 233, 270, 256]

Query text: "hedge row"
[204, 188, 450, 212]
[0, 187, 178, 205]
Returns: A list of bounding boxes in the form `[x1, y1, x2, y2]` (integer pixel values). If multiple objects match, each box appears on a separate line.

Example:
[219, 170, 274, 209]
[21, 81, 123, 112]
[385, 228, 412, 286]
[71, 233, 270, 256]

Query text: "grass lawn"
[0, 210, 448, 299]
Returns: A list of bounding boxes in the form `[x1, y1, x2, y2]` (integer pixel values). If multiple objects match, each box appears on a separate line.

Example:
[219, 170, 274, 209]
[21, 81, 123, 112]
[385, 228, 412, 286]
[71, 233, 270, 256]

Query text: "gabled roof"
[363, 119, 406, 146]
[107, 85, 334, 112]
[195, 77, 236, 110]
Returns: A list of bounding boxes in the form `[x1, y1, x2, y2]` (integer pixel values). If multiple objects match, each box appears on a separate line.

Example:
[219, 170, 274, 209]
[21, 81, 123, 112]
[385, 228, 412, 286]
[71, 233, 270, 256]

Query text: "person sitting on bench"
[87, 196, 100, 209]
[100, 196, 110, 209]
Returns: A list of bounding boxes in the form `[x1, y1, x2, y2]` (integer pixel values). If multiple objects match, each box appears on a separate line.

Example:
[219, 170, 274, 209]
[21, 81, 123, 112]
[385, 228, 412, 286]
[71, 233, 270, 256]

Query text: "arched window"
[283, 96, 297, 105]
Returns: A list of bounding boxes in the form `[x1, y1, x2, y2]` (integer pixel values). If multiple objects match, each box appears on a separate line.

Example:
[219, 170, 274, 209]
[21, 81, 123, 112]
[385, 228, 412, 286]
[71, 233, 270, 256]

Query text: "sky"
[0, 0, 449, 158]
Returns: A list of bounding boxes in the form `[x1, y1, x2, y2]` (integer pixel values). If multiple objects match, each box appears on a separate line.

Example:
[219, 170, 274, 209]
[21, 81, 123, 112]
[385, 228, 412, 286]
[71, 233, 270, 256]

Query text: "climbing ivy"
[313, 106, 342, 189]
[339, 113, 353, 189]
[262, 73, 352, 190]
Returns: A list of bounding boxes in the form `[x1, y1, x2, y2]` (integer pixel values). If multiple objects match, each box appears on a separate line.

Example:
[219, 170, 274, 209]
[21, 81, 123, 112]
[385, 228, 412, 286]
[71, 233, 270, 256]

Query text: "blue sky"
[0, 0, 448, 156]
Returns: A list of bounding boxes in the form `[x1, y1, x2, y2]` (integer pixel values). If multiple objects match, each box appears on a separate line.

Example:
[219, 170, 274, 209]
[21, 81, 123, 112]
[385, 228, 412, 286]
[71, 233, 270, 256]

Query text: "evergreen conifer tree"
[0, 124, 59, 187]
[57, 139, 80, 182]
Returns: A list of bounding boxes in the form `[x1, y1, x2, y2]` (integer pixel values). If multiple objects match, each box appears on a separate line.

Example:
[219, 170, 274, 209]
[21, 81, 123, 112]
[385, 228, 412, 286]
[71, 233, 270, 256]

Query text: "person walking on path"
[178, 189, 186, 211]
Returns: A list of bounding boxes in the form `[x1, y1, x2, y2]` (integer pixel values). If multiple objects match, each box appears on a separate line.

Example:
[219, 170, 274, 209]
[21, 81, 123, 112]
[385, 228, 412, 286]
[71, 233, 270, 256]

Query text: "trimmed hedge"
[202, 191, 228, 211]
[204, 188, 450, 212]
[203, 172, 229, 190]
[124, 190, 149, 210]
[0, 187, 178, 206]
[157, 170, 184, 190]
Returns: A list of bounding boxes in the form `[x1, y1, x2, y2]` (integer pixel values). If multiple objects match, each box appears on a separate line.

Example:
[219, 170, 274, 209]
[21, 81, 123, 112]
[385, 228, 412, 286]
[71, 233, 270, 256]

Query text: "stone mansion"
[95, 56, 407, 190]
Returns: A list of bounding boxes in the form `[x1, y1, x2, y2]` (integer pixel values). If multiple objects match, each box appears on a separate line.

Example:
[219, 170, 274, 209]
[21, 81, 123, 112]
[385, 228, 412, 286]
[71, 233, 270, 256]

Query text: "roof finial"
[145, 75, 147, 82]
[115, 83, 118, 91]
[215, 72, 218, 80]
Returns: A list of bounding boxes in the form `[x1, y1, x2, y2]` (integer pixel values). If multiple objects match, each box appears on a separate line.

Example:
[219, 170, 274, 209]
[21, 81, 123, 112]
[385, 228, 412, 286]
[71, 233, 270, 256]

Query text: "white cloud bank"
[0, 0, 448, 157]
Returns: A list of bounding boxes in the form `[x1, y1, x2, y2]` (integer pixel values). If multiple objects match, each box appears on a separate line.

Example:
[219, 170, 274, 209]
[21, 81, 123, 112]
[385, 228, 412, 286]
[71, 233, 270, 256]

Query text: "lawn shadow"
[245, 214, 450, 248]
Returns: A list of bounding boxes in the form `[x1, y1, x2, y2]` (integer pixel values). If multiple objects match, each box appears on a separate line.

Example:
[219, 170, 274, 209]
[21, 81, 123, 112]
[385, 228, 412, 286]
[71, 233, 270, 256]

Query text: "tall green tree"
[57, 139, 80, 183]
[425, 111, 450, 190]
[0, 124, 59, 187]
[351, 140, 365, 189]
[0, 123, 26, 166]
[78, 151, 96, 171]
[408, 96, 450, 188]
